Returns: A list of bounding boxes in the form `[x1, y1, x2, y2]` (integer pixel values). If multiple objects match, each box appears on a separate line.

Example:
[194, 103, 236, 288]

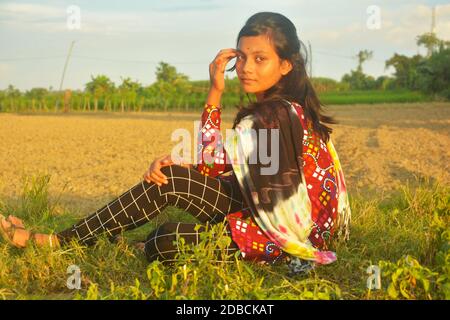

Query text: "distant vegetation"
[1, 32, 448, 112]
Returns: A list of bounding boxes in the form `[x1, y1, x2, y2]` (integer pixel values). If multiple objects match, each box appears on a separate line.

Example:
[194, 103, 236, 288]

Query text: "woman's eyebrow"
[236, 49, 268, 55]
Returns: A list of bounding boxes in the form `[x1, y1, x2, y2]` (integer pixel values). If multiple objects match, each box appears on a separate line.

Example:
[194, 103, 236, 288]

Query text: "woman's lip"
[241, 78, 256, 82]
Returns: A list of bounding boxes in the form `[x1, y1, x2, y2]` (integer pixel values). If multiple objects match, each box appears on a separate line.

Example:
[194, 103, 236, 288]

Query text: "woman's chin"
[239, 84, 258, 93]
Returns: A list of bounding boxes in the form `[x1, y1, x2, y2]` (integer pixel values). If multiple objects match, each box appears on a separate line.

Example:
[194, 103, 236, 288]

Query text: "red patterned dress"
[195, 102, 347, 265]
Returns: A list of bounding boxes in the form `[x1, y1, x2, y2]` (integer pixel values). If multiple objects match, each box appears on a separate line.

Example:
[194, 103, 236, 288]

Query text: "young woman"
[0, 12, 350, 274]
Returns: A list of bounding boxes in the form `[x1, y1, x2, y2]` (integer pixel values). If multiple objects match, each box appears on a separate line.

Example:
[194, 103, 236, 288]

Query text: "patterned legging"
[56, 165, 248, 263]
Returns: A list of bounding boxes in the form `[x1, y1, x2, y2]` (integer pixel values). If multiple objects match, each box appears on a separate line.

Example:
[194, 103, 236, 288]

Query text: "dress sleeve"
[195, 103, 232, 177]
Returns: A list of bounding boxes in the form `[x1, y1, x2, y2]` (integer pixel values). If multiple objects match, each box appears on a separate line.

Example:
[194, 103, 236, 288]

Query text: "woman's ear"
[280, 59, 293, 76]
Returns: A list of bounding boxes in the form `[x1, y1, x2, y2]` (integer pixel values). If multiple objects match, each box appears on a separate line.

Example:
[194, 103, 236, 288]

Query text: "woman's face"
[235, 34, 292, 100]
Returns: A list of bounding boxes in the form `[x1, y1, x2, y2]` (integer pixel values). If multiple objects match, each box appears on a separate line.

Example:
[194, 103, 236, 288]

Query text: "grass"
[319, 90, 433, 105]
[0, 174, 448, 300]
[0, 90, 440, 114]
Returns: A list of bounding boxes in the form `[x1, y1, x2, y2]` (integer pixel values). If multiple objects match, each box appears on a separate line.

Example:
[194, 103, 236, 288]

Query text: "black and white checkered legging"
[56, 165, 248, 263]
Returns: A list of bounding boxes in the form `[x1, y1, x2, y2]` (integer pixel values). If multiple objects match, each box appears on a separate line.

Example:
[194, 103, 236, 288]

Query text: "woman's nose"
[242, 59, 254, 74]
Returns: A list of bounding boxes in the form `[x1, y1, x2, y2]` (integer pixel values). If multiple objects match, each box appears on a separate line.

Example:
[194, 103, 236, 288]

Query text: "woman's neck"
[255, 92, 264, 102]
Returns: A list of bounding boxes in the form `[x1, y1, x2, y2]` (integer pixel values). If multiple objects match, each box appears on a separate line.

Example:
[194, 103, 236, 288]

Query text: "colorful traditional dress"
[195, 100, 351, 269]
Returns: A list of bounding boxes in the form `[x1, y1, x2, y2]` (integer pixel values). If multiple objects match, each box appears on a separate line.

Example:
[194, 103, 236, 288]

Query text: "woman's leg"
[56, 165, 247, 246]
[144, 221, 240, 263]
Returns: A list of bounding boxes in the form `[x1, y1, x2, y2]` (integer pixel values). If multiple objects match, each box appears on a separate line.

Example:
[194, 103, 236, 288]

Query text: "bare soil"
[1, 102, 448, 214]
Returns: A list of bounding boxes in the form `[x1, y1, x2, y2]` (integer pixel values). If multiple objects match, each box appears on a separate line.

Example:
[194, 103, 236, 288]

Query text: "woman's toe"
[7, 216, 25, 229]
[1, 217, 12, 231]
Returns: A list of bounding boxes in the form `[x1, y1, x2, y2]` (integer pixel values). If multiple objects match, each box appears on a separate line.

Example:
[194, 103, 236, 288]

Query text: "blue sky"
[0, 0, 449, 91]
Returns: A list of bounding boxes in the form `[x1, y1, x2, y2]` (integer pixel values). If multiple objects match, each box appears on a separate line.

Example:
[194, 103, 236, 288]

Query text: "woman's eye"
[255, 56, 265, 62]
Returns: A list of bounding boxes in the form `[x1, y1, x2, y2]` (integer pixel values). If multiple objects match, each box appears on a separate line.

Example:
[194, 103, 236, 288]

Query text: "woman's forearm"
[206, 88, 223, 107]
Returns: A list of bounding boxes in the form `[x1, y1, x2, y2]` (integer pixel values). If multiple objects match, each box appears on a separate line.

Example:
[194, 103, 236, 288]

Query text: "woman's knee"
[160, 164, 188, 179]
[158, 164, 196, 197]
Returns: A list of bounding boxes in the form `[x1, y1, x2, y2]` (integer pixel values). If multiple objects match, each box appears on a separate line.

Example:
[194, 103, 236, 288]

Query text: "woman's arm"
[206, 87, 222, 106]
[196, 49, 237, 177]
[196, 88, 231, 177]
[207, 89, 233, 173]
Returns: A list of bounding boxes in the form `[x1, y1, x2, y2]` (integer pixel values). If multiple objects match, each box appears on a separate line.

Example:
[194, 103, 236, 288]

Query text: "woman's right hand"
[209, 48, 238, 93]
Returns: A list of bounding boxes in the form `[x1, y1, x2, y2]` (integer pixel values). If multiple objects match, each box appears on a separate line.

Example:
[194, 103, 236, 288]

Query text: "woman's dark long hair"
[228, 12, 336, 142]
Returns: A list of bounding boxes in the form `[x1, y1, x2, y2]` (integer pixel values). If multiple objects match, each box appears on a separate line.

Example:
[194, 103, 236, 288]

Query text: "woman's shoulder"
[234, 99, 305, 130]
[283, 99, 304, 113]
[282, 99, 307, 124]
[280, 98, 302, 107]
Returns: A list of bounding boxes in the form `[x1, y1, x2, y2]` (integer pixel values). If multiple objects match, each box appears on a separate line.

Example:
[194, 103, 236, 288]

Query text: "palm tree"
[416, 32, 443, 57]
[82, 92, 91, 111]
[118, 77, 142, 112]
[356, 50, 373, 73]
[153, 62, 191, 111]
[26, 88, 49, 111]
[85, 75, 115, 111]
[5, 85, 21, 111]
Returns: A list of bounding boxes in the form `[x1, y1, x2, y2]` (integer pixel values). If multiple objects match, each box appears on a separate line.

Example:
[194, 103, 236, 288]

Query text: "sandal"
[0, 214, 31, 248]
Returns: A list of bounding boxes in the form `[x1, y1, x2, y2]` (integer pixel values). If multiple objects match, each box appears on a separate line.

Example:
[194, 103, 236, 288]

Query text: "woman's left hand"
[143, 154, 192, 186]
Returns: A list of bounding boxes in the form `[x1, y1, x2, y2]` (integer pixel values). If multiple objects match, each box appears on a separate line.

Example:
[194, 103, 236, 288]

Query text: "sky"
[0, 0, 449, 91]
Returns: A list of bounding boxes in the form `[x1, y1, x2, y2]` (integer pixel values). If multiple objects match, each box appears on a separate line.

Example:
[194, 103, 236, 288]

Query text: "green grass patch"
[319, 90, 433, 105]
[0, 174, 448, 300]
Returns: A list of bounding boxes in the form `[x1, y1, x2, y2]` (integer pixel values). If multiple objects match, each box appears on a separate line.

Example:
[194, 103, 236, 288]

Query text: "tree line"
[0, 32, 448, 113]
[341, 32, 449, 98]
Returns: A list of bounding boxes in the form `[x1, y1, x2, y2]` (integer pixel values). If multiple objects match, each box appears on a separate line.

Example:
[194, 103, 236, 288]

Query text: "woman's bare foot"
[33, 233, 60, 248]
[0, 215, 60, 248]
[0, 215, 29, 247]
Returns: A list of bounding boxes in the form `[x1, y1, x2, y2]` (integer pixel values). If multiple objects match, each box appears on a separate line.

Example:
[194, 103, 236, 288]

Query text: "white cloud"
[312, 22, 363, 44]
[0, 2, 234, 37]
[381, 4, 450, 46]
[0, 2, 63, 17]
[0, 3, 66, 32]
[304, 4, 449, 51]
[0, 2, 158, 35]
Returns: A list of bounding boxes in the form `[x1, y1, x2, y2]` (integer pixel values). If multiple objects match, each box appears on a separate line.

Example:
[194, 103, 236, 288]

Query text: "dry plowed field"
[1, 102, 449, 215]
